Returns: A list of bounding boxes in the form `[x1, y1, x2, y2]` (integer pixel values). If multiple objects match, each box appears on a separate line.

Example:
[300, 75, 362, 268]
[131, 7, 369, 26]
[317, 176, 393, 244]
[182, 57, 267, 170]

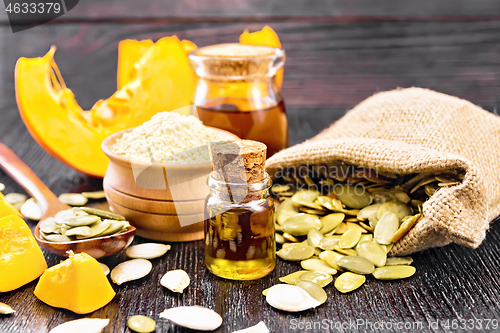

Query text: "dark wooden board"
[1, 18, 500, 332]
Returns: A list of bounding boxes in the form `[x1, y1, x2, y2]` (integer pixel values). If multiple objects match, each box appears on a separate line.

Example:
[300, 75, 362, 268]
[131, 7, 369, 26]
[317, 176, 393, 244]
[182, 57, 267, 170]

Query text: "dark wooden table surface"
[1, 1, 500, 332]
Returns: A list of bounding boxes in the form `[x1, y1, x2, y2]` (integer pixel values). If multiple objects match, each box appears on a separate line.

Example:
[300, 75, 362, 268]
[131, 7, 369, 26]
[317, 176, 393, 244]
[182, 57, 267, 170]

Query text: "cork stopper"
[189, 43, 285, 79]
[210, 140, 267, 184]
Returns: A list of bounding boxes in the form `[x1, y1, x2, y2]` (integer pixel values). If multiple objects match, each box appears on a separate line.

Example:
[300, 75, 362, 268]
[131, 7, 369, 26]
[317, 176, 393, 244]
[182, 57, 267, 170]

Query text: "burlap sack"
[266, 87, 500, 256]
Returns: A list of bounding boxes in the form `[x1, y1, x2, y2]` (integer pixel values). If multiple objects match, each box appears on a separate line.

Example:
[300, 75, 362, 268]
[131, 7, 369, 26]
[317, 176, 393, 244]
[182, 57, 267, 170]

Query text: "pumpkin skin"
[0, 214, 47, 292]
[34, 251, 115, 314]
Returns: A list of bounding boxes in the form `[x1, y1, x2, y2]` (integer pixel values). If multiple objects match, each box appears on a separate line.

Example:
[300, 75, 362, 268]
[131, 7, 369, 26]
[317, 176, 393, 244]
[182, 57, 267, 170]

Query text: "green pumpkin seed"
[410, 175, 436, 194]
[80, 207, 126, 221]
[275, 223, 283, 232]
[355, 241, 387, 267]
[295, 280, 327, 304]
[319, 250, 344, 271]
[338, 256, 375, 274]
[272, 184, 292, 194]
[377, 201, 412, 221]
[307, 229, 324, 248]
[0, 302, 15, 314]
[77, 219, 112, 239]
[359, 234, 373, 243]
[99, 220, 130, 236]
[319, 213, 344, 234]
[391, 190, 411, 204]
[358, 221, 374, 233]
[58, 193, 88, 206]
[318, 236, 340, 250]
[357, 204, 382, 221]
[300, 258, 337, 275]
[128, 315, 156, 333]
[65, 226, 92, 237]
[333, 246, 357, 256]
[392, 214, 422, 243]
[40, 217, 59, 234]
[299, 271, 333, 287]
[282, 232, 299, 243]
[334, 184, 373, 209]
[334, 272, 366, 293]
[333, 222, 348, 234]
[385, 257, 413, 266]
[63, 215, 101, 227]
[277, 243, 315, 261]
[291, 189, 320, 209]
[81, 191, 106, 199]
[283, 214, 321, 236]
[372, 265, 416, 280]
[276, 233, 285, 244]
[278, 270, 308, 284]
[382, 243, 394, 253]
[276, 199, 300, 225]
[374, 212, 399, 245]
[316, 196, 342, 211]
[44, 234, 74, 242]
[300, 207, 327, 215]
[5, 193, 27, 205]
[346, 222, 367, 234]
[339, 228, 362, 249]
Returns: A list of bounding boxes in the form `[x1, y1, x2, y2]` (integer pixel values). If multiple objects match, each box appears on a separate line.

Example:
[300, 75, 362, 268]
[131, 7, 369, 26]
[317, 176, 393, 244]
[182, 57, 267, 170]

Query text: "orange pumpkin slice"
[16, 36, 198, 178]
[34, 251, 115, 314]
[0, 214, 47, 292]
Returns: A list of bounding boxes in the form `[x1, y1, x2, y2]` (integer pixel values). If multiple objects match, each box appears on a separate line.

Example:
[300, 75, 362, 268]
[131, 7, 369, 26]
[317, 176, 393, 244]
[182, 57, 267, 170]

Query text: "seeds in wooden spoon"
[265, 284, 321, 312]
[99, 220, 130, 236]
[0, 302, 15, 314]
[99, 263, 110, 276]
[334, 272, 366, 293]
[299, 270, 333, 287]
[63, 215, 101, 227]
[385, 257, 413, 266]
[372, 265, 416, 280]
[356, 241, 387, 267]
[295, 280, 327, 304]
[65, 226, 92, 237]
[160, 306, 223, 331]
[233, 321, 269, 333]
[80, 207, 126, 221]
[128, 315, 156, 333]
[40, 217, 59, 234]
[77, 219, 112, 239]
[300, 258, 337, 275]
[278, 270, 308, 285]
[338, 256, 375, 275]
[20, 198, 42, 220]
[126, 243, 171, 259]
[48, 318, 109, 333]
[81, 190, 106, 199]
[111, 259, 152, 285]
[44, 234, 73, 242]
[160, 269, 190, 293]
[5, 193, 27, 205]
[58, 193, 88, 206]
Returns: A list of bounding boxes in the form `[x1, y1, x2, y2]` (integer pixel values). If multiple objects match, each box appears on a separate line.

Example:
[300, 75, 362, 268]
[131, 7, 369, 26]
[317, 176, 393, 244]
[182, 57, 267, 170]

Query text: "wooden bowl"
[34, 223, 136, 259]
[101, 127, 239, 242]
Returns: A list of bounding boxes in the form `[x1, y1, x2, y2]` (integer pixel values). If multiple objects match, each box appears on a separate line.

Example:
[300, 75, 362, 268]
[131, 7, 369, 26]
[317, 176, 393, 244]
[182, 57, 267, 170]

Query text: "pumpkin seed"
[262, 288, 270, 296]
[20, 198, 42, 220]
[334, 272, 366, 293]
[65, 226, 92, 237]
[374, 212, 399, 245]
[81, 190, 107, 199]
[338, 256, 375, 274]
[160, 306, 223, 331]
[48, 318, 109, 333]
[334, 222, 348, 234]
[64, 215, 101, 227]
[77, 219, 112, 239]
[233, 321, 269, 333]
[0, 302, 15, 314]
[391, 190, 411, 204]
[372, 265, 416, 280]
[272, 184, 292, 194]
[277, 243, 315, 261]
[334, 184, 373, 209]
[58, 193, 88, 206]
[392, 214, 422, 243]
[318, 236, 340, 250]
[359, 234, 373, 243]
[319, 250, 344, 270]
[128, 315, 156, 333]
[5, 192, 27, 205]
[44, 234, 74, 242]
[382, 243, 394, 253]
[276, 199, 299, 225]
[319, 213, 344, 234]
[274, 222, 283, 232]
[333, 246, 357, 256]
[295, 280, 327, 304]
[339, 228, 362, 249]
[357, 204, 382, 220]
[99, 220, 130, 236]
[299, 271, 333, 287]
[385, 257, 413, 266]
[276, 233, 285, 244]
[40, 217, 59, 234]
[316, 196, 342, 211]
[358, 221, 374, 233]
[265, 284, 321, 312]
[99, 263, 110, 276]
[54, 208, 85, 224]
[282, 232, 299, 243]
[111, 259, 153, 285]
[283, 213, 321, 236]
[411, 175, 436, 194]
[355, 241, 387, 267]
[291, 189, 320, 209]
[301, 258, 337, 275]
[160, 269, 190, 293]
[307, 229, 324, 248]
[377, 201, 412, 221]
[126, 243, 171, 259]
[300, 207, 327, 215]
[278, 270, 308, 284]
[0, 183, 4, 191]
[80, 207, 126, 221]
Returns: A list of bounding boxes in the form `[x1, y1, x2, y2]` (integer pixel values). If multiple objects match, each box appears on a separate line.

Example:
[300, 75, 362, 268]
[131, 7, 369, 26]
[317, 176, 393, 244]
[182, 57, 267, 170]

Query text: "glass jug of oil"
[188, 43, 288, 156]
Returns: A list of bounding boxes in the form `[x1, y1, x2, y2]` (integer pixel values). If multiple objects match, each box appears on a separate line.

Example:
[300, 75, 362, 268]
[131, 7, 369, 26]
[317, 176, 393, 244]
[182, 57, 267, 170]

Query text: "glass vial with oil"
[204, 140, 275, 280]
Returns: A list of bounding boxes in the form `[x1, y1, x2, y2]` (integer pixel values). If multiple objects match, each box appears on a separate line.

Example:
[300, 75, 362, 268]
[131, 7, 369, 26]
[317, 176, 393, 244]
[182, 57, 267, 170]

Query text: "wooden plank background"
[1, 1, 500, 332]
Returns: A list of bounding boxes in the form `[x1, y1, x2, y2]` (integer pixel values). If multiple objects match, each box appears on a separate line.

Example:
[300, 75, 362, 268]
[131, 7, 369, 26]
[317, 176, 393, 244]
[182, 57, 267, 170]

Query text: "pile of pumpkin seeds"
[266, 163, 463, 310]
[39, 207, 131, 242]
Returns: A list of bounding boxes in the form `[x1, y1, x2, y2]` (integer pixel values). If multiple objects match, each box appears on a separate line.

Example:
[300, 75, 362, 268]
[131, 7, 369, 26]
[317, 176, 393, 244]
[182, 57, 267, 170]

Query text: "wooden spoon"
[0, 143, 135, 258]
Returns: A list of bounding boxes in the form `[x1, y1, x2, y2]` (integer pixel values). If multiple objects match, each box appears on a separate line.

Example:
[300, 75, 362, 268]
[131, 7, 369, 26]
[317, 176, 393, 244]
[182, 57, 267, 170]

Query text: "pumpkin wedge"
[34, 251, 115, 314]
[0, 214, 47, 292]
[117, 39, 154, 90]
[16, 36, 198, 177]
